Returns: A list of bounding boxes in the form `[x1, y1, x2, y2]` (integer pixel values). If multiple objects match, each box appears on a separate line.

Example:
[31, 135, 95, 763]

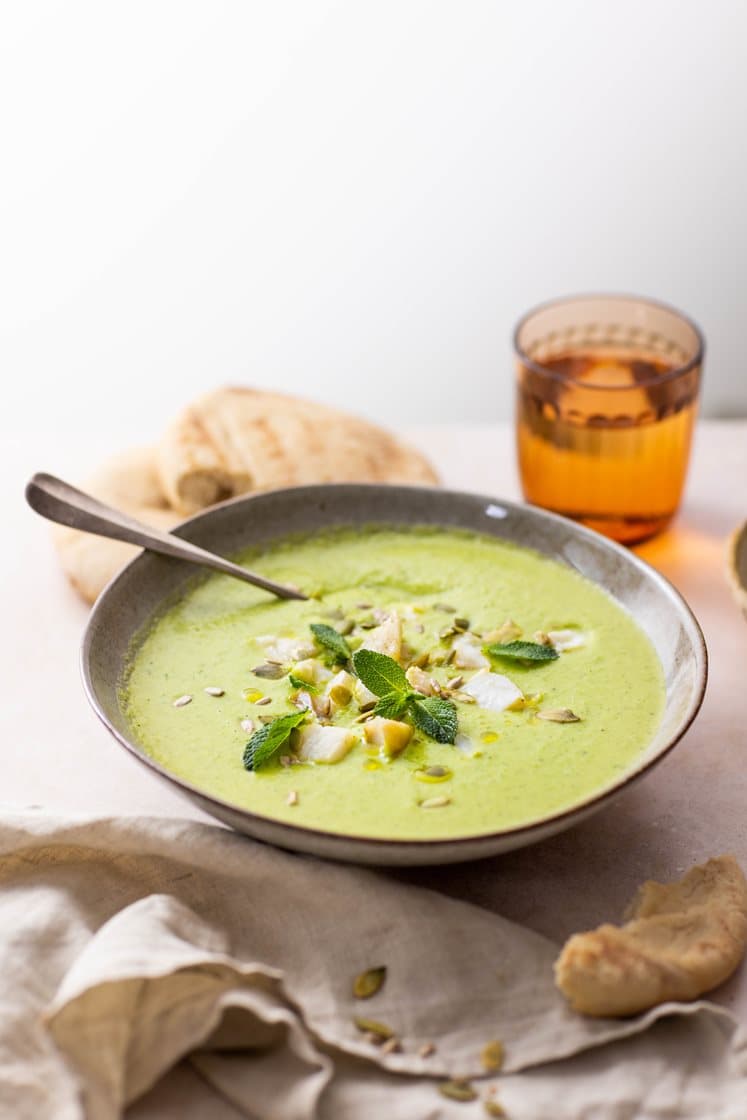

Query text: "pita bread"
[554, 855, 747, 1017]
[53, 448, 179, 605]
[156, 387, 438, 514]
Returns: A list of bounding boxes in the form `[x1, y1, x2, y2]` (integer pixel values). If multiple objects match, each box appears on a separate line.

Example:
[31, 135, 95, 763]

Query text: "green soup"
[122, 526, 664, 840]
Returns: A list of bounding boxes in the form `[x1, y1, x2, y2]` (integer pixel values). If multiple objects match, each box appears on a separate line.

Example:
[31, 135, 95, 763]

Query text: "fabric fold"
[0, 810, 744, 1119]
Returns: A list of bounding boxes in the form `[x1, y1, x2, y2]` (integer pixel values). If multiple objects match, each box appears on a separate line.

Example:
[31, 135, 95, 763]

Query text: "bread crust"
[53, 448, 179, 604]
[554, 855, 747, 1017]
[156, 387, 438, 514]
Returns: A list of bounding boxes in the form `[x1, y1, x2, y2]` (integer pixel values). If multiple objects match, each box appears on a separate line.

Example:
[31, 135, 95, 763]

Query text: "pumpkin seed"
[483, 1100, 507, 1117]
[354, 1016, 393, 1041]
[537, 707, 581, 723]
[480, 1039, 505, 1072]
[353, 966, 387, 999]
[438, 1080, 477, 1103]
[453, 617, 470, 631]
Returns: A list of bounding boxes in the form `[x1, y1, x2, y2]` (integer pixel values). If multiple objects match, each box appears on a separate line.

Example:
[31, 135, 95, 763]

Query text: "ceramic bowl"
[82, 484, 707, 866]
[726, 521, 747, 622]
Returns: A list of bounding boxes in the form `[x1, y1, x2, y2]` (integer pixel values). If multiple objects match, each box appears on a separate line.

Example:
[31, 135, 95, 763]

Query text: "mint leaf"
[407, 695, 458, 744]
[486, 640, 559, 664]
[373, 691, 408, 719]
[310, 622, 351, 664]
[243, 711, 307, 771]
[288, 673, 317, 691]
[352, 649, 408, 698]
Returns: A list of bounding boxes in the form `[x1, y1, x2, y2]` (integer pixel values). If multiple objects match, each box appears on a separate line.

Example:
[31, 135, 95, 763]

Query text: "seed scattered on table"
[480, 1039, 505, 1073]
[380, 1037, 401, 1056]
[204, 686, 225, 697]
[438, 1080, 477, 1103]
[172, 695, 192, 708]
[286, 790, 299, 806]
[483, 1099, 507, 1117]
[353, 966, 387, 999]
[418, 1042, 436, 1058]
[354, 1016, 394, 1042]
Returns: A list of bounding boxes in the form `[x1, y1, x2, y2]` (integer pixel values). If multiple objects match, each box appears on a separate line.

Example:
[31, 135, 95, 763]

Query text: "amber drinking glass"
[514, 294, 704, 544]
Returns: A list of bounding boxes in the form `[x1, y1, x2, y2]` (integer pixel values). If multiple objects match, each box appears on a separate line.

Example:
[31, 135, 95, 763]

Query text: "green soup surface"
[122, 526, 665, 840]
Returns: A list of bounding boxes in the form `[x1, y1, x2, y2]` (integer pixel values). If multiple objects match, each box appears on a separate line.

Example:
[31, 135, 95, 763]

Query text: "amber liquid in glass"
[516, 348, 699, 544]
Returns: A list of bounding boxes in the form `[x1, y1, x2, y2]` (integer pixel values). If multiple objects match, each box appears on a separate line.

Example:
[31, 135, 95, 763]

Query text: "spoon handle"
[25, 472, 307, 601]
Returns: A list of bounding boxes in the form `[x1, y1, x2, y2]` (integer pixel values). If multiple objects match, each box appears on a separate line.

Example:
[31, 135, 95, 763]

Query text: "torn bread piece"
[554, 855, 747, 1017]
[53, 448, 179, 604]
[157, 386, 438, 514]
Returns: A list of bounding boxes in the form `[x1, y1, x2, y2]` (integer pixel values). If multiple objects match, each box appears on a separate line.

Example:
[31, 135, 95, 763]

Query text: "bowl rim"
[80, 483, 708, 852]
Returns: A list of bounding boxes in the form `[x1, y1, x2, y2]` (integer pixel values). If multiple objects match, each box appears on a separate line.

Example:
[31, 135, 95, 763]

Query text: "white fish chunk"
[452, 634, 489, 670]
[292, 724, 358, 764]
[361, 610, 402, 662]
[291, 658, 332, 687]
[256, 635, 316, 663]
[463, 670, 523, 712]
[548, 629, 587, 652]
[405, 665, 439, 695]
[364, 717, 413, 757]
[325, 669, 356, 709]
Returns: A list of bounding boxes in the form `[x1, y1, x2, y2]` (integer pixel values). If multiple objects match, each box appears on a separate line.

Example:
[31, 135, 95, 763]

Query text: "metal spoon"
[25, 472, 308, 601]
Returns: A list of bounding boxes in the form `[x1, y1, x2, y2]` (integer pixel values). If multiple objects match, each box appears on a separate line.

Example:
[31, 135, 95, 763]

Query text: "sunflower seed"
[172, 695, 192, 708]
[418, 1042, 436, 1058]
[446, 675, 464, 690]
[204, 686, 225, 697]
[286, 790, 299, 806]
[537, 708, 581, 723]
[255, 696, 273, 706]
[252, 663, 286, 680]
[420, 795, 451, 809]
[380, 1037, 401, 1055]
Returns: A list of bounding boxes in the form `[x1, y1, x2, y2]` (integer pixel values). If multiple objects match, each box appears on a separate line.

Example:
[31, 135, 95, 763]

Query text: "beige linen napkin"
[0, 810, 745, 1120]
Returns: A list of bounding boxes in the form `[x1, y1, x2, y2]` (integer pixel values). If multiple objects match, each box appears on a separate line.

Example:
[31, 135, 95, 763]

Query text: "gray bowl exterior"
[82, 484, 707, 867]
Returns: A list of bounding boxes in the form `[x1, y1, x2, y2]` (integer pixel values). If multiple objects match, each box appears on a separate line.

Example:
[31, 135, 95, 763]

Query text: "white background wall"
[2, 0, 745, 449]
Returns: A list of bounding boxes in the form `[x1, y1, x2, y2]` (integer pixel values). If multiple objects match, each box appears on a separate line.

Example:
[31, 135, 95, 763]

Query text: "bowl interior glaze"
[82, 485, 707, 866]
